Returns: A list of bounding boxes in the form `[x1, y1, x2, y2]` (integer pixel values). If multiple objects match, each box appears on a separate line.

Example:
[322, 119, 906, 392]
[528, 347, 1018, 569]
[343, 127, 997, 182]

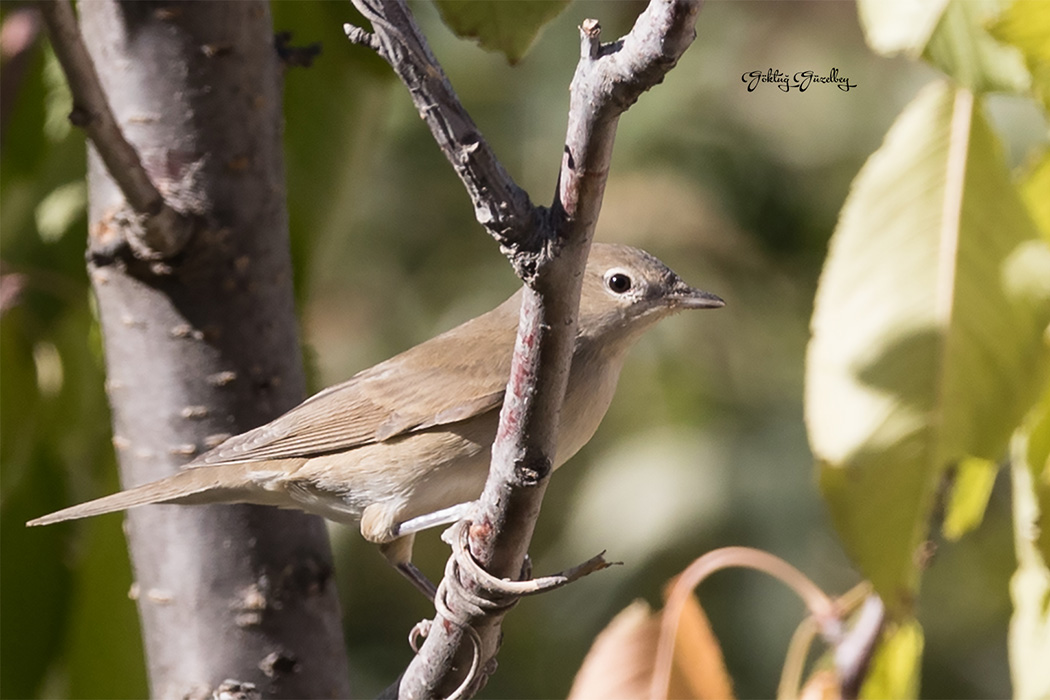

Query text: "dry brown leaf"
[664, 591, 734, 700]
[568, 600, 658, 700]
[567, 595, 734, 700]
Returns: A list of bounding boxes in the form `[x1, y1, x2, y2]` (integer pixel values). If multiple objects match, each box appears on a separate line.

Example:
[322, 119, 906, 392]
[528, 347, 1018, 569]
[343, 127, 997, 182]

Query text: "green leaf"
[857, 0, 949, 57]
[1023, 386, 1050, 566]
[434, 0, 570, 64]
[923, 0, 1030, 94]
[1029, 391, 1050, 489]
[1010, 419, 1050, 700]
[42, 44, 73, 143]
[859, 618, 924, 700]
[35, 181, 87, 244]
[1020, 150, 1050, 243]
[989, 0, 1050, 112]
[943, 456, 999, 540]
[806, 80, 1050, 612]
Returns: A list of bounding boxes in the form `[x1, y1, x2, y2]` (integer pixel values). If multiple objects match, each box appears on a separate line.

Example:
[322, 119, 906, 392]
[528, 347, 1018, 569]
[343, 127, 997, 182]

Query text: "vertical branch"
[43, 2, 350, 696]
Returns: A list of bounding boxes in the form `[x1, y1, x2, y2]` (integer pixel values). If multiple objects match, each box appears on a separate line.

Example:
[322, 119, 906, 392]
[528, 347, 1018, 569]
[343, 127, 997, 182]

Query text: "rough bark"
[74, 2, 349, 697]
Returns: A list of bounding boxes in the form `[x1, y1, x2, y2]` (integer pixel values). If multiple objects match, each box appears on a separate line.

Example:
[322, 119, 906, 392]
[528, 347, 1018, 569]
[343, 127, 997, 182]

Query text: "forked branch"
[38, 0, 196, 260]
[345, 1, 702, 697]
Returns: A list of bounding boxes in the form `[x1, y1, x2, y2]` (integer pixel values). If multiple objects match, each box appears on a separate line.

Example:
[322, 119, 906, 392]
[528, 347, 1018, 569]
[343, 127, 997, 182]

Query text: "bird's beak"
[668, 279, 725, 309]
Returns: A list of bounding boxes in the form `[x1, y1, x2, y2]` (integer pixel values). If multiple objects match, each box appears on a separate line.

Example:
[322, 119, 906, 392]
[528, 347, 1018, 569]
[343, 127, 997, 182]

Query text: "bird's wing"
[194, 294, 519, 466]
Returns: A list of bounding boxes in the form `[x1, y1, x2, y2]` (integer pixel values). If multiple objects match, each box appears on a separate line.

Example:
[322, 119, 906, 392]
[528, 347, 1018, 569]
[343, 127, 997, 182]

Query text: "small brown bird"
[28, 243, 723, 594]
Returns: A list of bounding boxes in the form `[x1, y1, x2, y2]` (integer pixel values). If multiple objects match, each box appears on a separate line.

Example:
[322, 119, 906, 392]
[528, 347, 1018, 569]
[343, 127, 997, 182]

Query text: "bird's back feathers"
[192, 293, 521, 467]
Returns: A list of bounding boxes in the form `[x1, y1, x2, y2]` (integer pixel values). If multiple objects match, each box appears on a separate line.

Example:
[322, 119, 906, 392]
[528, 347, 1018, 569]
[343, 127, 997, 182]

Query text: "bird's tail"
[26, 464, 260, 527]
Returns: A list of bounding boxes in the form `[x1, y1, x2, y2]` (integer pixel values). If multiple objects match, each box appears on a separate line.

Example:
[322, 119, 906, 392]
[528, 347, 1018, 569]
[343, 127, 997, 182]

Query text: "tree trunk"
[79, 2, 350, 697]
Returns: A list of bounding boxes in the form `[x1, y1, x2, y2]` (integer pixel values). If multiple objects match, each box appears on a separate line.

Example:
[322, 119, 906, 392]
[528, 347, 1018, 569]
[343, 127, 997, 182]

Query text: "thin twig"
[38, 0, 194, 259]
[835, 595, 884, 699]
[445, 520, 614, 597]
[343, 0, 539, 273]
[778, 582, 877, 700]
[778, 616, 821, 700]
[651, 549, 884, 700]
[650, 547, 839, 700]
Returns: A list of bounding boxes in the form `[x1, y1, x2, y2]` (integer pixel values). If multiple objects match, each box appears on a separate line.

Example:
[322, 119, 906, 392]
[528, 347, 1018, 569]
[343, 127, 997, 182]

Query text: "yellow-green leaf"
[1023, 385, 1050, 566]
[857, 0, 949, 58]
[989, 0, 1050, 112]
[806, 80, 1050, 611]
[1020, 150, 1050, 243]
[859, 619, 924, 700]
[34, 181, 86, 244]
[923, 0, 1031, 94]
[1010, 419, 1050, 700]
[943, 456, 999, 540]
[42, 45, 73, 143]
[1029, 391, 1050, 490]
[434, 0, 570, 65]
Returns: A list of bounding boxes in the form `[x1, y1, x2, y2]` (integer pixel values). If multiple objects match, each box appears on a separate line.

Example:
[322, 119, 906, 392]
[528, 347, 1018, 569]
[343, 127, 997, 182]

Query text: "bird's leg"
[397, 562, 438, 601]
[520, 553, 533, 581]
[395, 501, 476, 536]
[381, 503, 477, 599]
[377, 534, 438, 600]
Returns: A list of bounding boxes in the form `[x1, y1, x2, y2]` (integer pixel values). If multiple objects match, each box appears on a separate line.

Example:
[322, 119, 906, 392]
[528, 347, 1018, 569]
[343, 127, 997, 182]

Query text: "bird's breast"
[554, 345, 628, 468]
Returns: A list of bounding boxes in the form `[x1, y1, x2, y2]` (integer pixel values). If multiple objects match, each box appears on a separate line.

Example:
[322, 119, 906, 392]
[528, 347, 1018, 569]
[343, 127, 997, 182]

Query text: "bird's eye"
[606, 272, 632, 294]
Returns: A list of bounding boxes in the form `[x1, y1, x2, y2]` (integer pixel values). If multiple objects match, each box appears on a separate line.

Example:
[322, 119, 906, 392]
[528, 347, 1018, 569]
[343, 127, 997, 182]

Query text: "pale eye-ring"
[606, 272, 632, 294]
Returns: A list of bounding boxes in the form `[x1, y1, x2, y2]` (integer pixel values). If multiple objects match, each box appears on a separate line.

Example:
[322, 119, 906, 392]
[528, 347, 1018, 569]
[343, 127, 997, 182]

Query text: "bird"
[28, 243, 724, 595]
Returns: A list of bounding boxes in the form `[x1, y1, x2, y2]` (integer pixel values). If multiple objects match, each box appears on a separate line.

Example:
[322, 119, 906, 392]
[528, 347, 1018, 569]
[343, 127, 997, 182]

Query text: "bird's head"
[577, 243, 724, 347]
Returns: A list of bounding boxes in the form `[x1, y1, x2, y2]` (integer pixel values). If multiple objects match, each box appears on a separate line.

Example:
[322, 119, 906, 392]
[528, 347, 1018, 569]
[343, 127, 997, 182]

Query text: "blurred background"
[2, 1, 1038, 697]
